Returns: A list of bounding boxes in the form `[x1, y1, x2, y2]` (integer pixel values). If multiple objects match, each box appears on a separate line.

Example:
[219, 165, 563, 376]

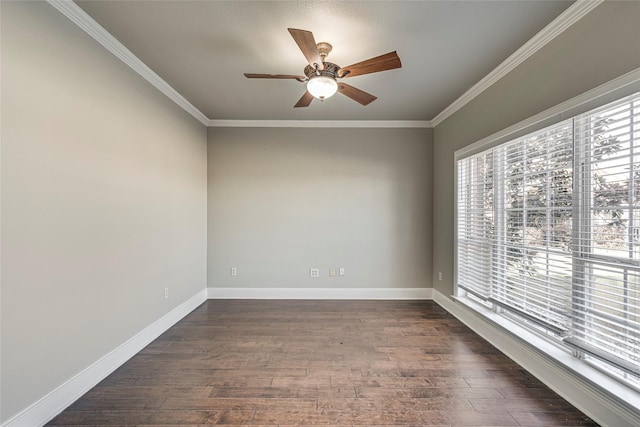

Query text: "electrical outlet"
[438, 272, 443, 281]
[329, 268, 336, 277]
[339, 267, 345, 276]
[231, 267, 237, 276]
[164, 287, 169, 299]
[310, 268, 320, 278]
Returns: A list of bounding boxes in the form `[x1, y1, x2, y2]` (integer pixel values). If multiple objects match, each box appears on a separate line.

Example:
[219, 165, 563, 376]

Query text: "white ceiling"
[74, 0, 574, 122]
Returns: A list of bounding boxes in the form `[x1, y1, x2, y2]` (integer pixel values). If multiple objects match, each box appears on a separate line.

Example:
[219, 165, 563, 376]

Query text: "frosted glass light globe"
[307, 75, 338, 100]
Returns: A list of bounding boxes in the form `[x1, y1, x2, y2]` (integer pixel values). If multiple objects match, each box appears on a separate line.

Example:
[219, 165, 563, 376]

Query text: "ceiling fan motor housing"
[304, 62, 340, 79]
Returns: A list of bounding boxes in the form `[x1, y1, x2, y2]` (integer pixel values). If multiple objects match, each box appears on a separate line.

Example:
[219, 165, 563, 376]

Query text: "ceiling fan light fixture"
[307, 74, 338, 100]
[245, 29, 402, 107]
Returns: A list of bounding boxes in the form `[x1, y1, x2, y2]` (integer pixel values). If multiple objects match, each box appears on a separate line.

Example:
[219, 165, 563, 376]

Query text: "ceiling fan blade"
[288, 28, 324, 71]
[337, 83, 377, 106]
[244, 73, 306, 81]
[339, 51, 401, 78]
[294, 91, 314, 108]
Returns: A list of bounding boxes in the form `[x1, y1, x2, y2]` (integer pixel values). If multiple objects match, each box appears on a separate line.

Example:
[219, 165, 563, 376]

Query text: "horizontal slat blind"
[457, 153, 493, 299]
[569, 95, 640, 374]
[456, 92, 640, 383]
[491, 122, 574, 331]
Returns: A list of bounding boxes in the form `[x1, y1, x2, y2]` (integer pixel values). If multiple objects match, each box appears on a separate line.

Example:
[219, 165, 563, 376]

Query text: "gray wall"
[4, 0, 637, 423]
[207, 127, 433, 290]
[1, 2, 207, 421]
[433, 0, 640, 295]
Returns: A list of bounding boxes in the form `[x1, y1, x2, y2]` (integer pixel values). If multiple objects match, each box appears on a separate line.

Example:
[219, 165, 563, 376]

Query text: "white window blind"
[567, 94, 640, 375]
[457, 122, 574, 333]
[490, 122, 574, 334]
[456, 92, 640, 383]
[457, 152, 493, 300]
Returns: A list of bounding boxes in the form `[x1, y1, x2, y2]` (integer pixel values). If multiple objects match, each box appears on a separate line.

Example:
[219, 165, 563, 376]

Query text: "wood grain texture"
[340, 51, 401, 78]
[47, 300, 598, 426]
[288, 28, 324, 70]
[294, 91, 314, 108]
[337, 83, 377, 106]
[244, 74, 306, 80]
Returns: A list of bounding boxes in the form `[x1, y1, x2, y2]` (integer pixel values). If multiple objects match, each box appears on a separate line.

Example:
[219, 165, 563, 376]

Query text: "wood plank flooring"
[48, 300, 599, 426]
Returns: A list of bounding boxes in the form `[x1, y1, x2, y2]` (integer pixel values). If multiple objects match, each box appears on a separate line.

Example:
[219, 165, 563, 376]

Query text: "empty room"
[2, 1, 639, 426]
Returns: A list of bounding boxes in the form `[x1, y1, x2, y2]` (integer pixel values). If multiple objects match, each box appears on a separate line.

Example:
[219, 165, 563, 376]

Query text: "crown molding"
[46, 0, 430, 129]
[47, 0, 209, 126]
[455, 68, 640, 159]
[48, 0, 602, 129]
[431, 0, 604, 127]
[208, 119, 433, 128]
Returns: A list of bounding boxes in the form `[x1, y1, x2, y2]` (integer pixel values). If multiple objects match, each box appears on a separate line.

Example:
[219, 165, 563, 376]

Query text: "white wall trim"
[432, 289, 640, 427]
[1, 289, 207, 427]
[207, 287, 432, 300]
[46, 0, 432, 130]
[46, 0, 209, 126]
[431, 0, 604, 126]
[208, 120, 433, 128]
[47, 0, 602, 130]
[455, 68, 640, 159]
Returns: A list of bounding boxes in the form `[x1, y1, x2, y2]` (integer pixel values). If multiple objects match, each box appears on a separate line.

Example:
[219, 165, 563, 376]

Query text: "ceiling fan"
[244, 28, 402, 108]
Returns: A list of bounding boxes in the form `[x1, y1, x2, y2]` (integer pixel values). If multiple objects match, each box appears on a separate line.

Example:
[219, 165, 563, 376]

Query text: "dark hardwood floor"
[48, 300, 598, 426]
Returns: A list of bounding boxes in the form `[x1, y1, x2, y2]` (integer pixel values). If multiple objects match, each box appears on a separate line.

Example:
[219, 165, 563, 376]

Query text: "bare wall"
[207, 127, 433, 290]
[0, 2, 207, 422]
[433, 0, 640, 296]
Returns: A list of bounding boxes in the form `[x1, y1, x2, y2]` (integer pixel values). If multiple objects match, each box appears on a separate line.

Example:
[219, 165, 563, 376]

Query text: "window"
[457, 92, 640, 385]
[458, 151, 494, 300]
[570, 96, 640, 377]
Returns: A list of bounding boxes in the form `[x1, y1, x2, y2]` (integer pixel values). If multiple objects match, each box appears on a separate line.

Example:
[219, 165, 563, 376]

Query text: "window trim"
[455, 69, 640, 288]
[453, 69, 640, 420]
[458, 94, 640, 376]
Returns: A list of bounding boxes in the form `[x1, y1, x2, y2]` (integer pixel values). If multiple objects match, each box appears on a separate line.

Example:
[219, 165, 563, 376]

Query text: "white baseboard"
[207, 287, 432, 300]
[16, 286, 632, 426]
[432, 289, 640, 427]
[2, 289, 207, 427]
